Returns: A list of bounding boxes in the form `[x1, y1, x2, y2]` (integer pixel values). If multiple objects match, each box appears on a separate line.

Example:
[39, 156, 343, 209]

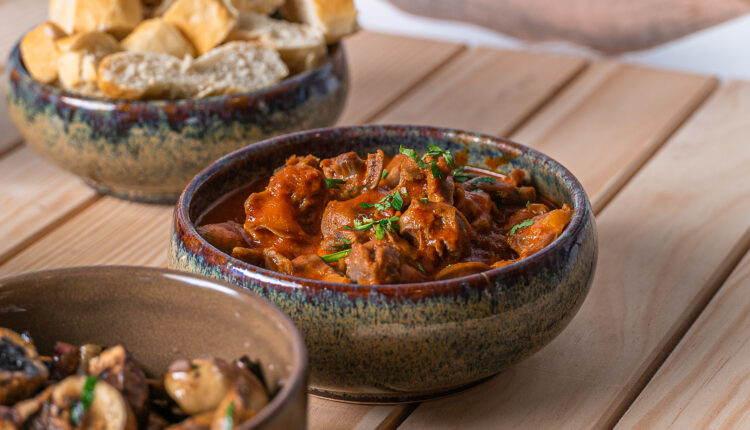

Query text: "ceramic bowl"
[4, 40, 348, 204]
[0, 266, 308, 429]
[169, 125, 598, 403]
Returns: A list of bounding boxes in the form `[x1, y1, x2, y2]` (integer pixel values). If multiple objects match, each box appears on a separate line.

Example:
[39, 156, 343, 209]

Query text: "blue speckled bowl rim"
[7, 37, 343, 107]
[0, 265, 308, 430]
[176, 125, 592, 296]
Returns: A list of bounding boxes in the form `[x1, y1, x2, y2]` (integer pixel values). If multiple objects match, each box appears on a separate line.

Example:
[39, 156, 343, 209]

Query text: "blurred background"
[355, 0, 750, 80]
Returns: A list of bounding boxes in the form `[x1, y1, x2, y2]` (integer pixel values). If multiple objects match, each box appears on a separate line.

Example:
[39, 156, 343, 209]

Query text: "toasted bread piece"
[20, 21, 68, 83]
[98, 51, 189, 100]
[280, 0, 357, 44]
[189, 41, 289, 97]
[163, 0, 238, 55]
[121, 18, 196, 58]
[56, 31, 121, 94]
[49, 0, 143, 37]
[230, 0, 284, 14]
[227, 11, 326, 73]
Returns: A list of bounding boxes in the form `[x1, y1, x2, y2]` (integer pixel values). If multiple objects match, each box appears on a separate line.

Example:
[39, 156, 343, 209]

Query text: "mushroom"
[45, 375, 136, 430]
[209, 368, 269, 430]
[88, 345, 149, 424]
[164, 359, 235, 416]
[0, 328, 49, 405]
[164, 412, 214, 430]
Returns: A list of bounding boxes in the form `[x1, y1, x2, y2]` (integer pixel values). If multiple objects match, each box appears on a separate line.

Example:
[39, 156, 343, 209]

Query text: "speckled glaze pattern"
[168, 125, 598, 403]
[4, 41, 348, 204]
[0, 266, 308, 429]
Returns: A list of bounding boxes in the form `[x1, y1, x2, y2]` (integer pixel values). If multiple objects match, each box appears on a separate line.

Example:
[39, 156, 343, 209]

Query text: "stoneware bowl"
[169, 125, 598, 403]
[4, 40, 348, 204]
[0, 266, 308, 429]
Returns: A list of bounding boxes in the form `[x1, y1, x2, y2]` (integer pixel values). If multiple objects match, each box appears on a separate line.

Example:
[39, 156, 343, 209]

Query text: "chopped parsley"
[225, 401, 234, 430]
[346, 185, 365, 198]
[321, 249, 351, 262]
[420, 197, 430, 203]
[425, 145, 454, 168]
[526, 200, 530, 207]
[474, 176, 496, 185]
[374, 223, 386, 240]
[400, 145, 463, 180]
[360, 189, 404, 212]
[325, 178, 347, 189]
[453, 165, 476, 183]
[510, 219, 534, 236]
[399, 146, 427, 169]
[381, 169, 388, 179]
[332, 237, 352, 250]
[352, 216, 400, 234]
[417, 263, 427, 274]
[71, 375, 98, 426]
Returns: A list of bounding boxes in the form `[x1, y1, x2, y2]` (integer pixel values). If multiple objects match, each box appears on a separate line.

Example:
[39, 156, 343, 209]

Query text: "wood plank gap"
[0, 140, 23, 159]
[374, 404, 417, 430]
[501, 60, 590, 138]
[361, 45, 468, 124]
[0, 193, 102, 267]
[607, 224, 750, 429]
[592, 76, 719, 214]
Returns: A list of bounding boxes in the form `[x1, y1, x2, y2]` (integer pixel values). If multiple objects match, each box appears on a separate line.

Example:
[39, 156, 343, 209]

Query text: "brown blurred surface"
[387, 0, 750, 52]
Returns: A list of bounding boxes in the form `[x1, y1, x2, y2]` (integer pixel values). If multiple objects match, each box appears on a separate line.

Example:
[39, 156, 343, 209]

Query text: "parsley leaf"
[526, 200, 530, 207]
[399, 146, 427, 169]
[321, 249, 351, 262]
[420, 197, 430, 203]
[381, 169, 388, 179]
[474, 176, 496, 185]
[391, 190, 403, 211]
[325, 178, 347, 189]
[453, 166, 476, 183]
[71, 375, 98, 426]
[509, 219, 534, 236]
[225, 401, 234, 430]
[430, 163, 444, 179]
[374, 223, 385, 240]
[417, 263, 427, 274]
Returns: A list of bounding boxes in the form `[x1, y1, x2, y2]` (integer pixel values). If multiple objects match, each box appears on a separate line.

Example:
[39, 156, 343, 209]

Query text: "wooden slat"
[616, 248, 750, 429]
[512, 62, 717, 212]
[400, 81, 750, 429]
[0, 147, 97, 264]
[375, 47, 587, 135]
[338, 31, 463, 125]
[0, 0, 47, 66]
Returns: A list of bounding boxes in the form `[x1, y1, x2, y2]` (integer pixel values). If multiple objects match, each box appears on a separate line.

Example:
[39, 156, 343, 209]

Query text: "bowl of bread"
[5, 0, 355, 203]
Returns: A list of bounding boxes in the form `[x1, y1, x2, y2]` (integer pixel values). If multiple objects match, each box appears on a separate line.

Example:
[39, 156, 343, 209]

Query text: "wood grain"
[512, 61, 717, 212]
[399, 81, 750, 429]
[338, 31, 463, 125]
[0, 147, 97, 264]
[375, 47, 586, 135]
[616, 248, 750, 429]
[0, 0, 47, 65]
[387, 0, 750, 53]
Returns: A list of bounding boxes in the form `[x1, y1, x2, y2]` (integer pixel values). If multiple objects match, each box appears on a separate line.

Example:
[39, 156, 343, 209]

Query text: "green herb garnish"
[430, 163, 444, 179]
[509, 219, 534, 236]
[474, 176, 496, 185]
[332, 237, 352, 250]
[225, 401, 234, 430]
[374, 223, 385, 240]
[452, 166, 476, 183]
[420, 197, 430, 203]
[325, 178, 347, 189]
[417, 263, 427, 274]
[352, 216, 400, 235]
[321, 249, 351, 262]
[360, 189, 403, 212]
[425, 145, 454, 168]
[71, 375, 98, 426]
[526, 200, 530, 207]
[346, 185, 365, 198]
[399, 146, 427, 169]
[381, 169, 388, 179]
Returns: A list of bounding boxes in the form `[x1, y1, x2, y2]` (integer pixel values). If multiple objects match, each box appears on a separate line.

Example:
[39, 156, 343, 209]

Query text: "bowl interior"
[0, 266, 306, 425]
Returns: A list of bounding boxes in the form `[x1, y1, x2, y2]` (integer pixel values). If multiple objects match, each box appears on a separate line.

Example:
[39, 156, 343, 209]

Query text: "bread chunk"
[163, 0, 238, 55]
[281, 0, 358, 44]
[98, 51, 189, 100]
[230, 0, 284, 15]
[121, 18, 196, 58]
[20, 21, 68, 83]
[56, 31, 121, 96]
[49, 0, 143, 37]
[227, 11, 326, 73]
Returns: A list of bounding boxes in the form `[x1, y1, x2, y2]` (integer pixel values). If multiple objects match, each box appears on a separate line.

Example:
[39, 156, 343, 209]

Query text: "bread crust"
[121, 18, 197, 58]
[230, 0, 284, 15]
[281, 0, 358, 43]
[20, 21, 68, 83]
[56, 31, 121, 95]
[164, 0, 238, 55]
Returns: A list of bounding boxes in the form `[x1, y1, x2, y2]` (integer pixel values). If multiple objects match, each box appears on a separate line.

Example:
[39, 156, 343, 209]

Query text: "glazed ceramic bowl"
[0, 266, 308, 429]
[169, 125, 598, 403]
[4, 40, 348, 204]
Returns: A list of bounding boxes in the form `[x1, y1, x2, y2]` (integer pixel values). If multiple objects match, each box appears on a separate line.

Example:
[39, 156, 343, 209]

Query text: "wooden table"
[3, 5, 750, 429]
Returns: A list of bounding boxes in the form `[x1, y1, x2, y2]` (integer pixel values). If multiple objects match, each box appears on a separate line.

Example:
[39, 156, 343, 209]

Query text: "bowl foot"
[84, 180, 179, 205]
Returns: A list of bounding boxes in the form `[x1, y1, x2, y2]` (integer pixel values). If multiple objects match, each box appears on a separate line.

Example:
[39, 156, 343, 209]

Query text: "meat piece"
[504, 203, 550, 231]
[245, 154, 329, 239]
[454, 185, 496, 232]
[88, 345, 149, 425]
[319, 189, 390, 250]
[320, 151, 385, 200]
[399, 200, 471, 268]
[434, 262, 492, 280]
[231, 247, 263, 265]
[463, 175, 535, 205]
[382, 154, 424, 189]
[507, 204, 573, 258]
[345, 241, 403, 285]
[424, 155, 455, 204]
[291, 254, 350, 283]
[197, 221, 247, 254]
[262, 248, 294, 275]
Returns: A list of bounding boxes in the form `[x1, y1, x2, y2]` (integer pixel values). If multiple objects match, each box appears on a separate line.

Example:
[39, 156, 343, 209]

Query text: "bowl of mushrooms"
[0, 266, 308, 429]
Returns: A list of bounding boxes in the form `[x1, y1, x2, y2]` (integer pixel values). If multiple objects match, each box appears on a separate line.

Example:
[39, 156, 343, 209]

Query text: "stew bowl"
[169, 125, 598, 403]
[4, 39, 348, 204]
[0, 266, 308, 429]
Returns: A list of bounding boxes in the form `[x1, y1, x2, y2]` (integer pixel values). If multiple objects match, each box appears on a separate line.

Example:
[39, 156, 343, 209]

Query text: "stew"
[198, 146, 573, 284]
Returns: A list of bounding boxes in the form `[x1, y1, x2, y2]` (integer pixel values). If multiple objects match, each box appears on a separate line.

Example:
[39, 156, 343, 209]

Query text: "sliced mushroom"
[88, 346, 149, 425]
[209, 368, 269, 430]
[164, 359, 235, 416]
[50, 375, 136, 430]
[0, 328, 49, 405]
